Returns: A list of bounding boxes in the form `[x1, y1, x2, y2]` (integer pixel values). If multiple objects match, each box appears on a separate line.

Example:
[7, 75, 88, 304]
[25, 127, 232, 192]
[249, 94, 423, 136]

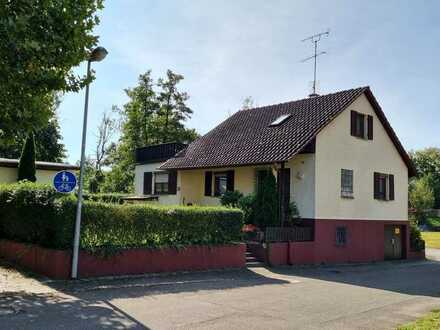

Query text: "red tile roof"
[161, 87, 416, 176]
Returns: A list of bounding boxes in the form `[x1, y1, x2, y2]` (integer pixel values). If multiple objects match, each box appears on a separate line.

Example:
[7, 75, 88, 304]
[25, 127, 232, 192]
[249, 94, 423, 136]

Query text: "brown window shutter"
[168, 171, 177, 195]
[367, 115, 373, 140]
[204, 171, 212, 196]
[226, 170, 235, 191]
[359, 113, 365, 137]
[373, 172, 380, 199]
[143, 172, 152, 195]
[351, 111, 357, 136]
[388, 174, 394, 200]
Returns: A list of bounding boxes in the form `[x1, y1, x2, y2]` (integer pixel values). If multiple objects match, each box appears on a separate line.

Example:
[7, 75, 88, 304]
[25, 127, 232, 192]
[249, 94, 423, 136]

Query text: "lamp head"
[89, 47, 108, 62]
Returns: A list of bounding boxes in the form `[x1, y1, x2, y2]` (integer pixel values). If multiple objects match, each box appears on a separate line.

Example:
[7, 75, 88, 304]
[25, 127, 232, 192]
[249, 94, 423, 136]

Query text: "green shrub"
[254, 170, 279, 228]
[426, 217, 440, 231]
[0, 182, 71, 248]
[409, 176, 435, 224]
[17, 133, 36, 182]
[287, 201, 301, 225]
[0, 183, 244, 251]
[410, 221, 425, 252]
[220, 190, 243, 208]
[237, 193, 256, 225]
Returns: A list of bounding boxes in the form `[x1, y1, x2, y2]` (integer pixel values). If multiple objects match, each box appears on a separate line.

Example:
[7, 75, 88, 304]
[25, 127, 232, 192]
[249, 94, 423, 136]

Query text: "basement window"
[336, 227, 347, 247]
[269, 114, 291, 126]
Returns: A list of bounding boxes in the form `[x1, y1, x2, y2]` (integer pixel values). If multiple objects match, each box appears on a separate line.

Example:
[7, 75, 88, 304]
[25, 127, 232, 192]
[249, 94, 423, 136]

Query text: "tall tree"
[0, 0, 104, 142]
[103, 70, 198, 193]
[94, 110, 116, 173]
[86, 110, 116, 193]
[0, 94, 66, 162]
[410, 148, 440, 208]
[157, 70, 195, 143]
[17, 133, 36, 182]
[409, 175, 435, 224]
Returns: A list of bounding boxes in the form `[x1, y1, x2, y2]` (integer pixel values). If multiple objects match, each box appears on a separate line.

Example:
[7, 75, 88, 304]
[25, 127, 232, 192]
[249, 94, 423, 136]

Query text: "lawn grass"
[397, 310, 440, 329]
[421, 232, 440, 249]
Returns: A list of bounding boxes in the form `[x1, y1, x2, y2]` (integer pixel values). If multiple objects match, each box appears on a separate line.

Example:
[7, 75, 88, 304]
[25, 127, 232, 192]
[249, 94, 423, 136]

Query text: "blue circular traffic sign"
[53, 171, 77, 193]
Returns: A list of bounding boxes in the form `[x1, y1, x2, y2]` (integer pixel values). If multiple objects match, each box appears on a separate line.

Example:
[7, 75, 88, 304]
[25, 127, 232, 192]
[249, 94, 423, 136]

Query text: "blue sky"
[58, 0, 440, 164]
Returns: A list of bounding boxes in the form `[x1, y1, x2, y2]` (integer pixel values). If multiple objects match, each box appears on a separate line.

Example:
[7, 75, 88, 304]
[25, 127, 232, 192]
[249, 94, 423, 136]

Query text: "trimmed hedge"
[82, 192, 128, 204]
[0, 183, 244, 251]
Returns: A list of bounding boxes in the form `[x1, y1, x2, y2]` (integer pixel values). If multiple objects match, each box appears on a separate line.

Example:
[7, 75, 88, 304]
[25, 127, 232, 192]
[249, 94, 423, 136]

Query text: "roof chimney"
[308, 93, 319, 98]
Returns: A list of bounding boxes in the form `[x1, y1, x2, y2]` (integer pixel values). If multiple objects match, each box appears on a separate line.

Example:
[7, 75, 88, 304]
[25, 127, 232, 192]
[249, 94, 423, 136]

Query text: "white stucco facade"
[314, 93, 408, 221]
[286, 154, 315, 219]
[134, 162, 180, 205]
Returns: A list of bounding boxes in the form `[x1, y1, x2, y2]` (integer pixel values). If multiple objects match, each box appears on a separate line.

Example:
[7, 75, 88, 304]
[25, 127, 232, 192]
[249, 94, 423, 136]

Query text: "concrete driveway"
[1, 252, 440, 330]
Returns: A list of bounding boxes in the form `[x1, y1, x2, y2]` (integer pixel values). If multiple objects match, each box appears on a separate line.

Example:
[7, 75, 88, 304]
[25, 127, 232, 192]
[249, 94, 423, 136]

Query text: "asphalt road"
[1, 250, 440, 330]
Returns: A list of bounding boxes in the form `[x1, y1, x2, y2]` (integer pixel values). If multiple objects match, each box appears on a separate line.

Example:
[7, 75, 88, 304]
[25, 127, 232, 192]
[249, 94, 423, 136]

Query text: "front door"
[384, 225, 403, 260]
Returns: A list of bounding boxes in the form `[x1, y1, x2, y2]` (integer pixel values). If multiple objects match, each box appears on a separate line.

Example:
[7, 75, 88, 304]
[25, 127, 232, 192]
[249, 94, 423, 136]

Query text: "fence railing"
[265, 226, 314, 242]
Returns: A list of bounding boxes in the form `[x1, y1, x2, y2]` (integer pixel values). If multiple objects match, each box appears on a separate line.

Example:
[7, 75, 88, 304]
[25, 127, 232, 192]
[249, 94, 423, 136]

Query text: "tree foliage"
[409, 175, 435, 224]
[104, 70, 198, 193]
[0, 0, 104, 141]
[254, 170, 279, 228]
[0, 95, 66, 162]
[17, 133, 36, 182]
[241, 96, 255, 110]
[85, 110, 117, 193]
[410, 148, 440, 208]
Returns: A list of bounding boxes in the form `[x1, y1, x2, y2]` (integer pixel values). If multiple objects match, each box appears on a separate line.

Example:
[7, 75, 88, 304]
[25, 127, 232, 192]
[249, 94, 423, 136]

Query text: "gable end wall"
[314, 93, 408, 221]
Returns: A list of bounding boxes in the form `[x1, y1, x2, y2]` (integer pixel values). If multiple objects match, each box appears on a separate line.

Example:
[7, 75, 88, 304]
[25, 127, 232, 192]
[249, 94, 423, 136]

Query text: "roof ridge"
[241, 86, 369, 112]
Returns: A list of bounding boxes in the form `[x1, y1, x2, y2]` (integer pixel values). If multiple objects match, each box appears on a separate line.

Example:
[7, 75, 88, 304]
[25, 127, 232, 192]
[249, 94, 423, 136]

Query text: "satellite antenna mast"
[301, 30, 330, 97]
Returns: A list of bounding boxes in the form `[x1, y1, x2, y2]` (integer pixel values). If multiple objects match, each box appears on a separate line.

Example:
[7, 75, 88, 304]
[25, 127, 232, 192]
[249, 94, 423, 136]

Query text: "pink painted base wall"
[0, 240, 246, 279]
[0, 240, 71, 279]
[262, 219, 425, 266]
[310, 219, 409, 264]
[78, 244, 246, 277]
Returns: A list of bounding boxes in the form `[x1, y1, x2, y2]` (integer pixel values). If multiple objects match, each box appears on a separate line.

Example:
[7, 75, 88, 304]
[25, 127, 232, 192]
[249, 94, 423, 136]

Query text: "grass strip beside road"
[421, 232, 440, 249]
[397, 310, 440, 329]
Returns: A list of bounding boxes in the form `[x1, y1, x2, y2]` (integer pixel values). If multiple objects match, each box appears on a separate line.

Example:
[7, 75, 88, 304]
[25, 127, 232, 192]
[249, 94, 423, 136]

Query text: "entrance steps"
[245, 248, 265, 268]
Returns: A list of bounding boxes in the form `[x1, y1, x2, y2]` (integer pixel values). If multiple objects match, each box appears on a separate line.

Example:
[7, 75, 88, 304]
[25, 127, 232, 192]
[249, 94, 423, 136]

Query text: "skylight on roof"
[269, 114, 291, 126]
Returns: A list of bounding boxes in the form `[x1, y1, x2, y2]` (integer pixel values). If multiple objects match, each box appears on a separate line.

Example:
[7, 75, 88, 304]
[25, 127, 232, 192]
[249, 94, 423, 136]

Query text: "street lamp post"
[71, 47, 108, 279]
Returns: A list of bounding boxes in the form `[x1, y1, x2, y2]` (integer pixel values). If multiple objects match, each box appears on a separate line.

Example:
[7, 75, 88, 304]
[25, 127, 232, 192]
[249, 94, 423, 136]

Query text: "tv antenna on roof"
[301, 30, 330, 97]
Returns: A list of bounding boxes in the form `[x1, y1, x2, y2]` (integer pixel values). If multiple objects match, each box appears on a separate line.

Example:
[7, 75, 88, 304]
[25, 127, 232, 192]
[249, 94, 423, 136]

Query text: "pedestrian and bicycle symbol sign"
[53, 171, 77, 193]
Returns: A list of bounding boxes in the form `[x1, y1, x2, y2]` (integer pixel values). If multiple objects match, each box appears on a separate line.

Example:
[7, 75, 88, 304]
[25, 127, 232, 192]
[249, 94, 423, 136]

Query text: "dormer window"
[351, 111, 373, 140]
[269, 114, 291, 126]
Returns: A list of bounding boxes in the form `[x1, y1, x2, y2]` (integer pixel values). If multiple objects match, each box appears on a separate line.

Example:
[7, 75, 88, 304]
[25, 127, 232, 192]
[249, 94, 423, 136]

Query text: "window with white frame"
[341, 169, 354, 198]
[154, 172, 169, 194]
[214, 172, 228, 196]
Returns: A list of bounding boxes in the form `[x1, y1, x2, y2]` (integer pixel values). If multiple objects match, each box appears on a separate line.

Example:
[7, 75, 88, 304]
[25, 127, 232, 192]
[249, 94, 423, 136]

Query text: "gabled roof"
[0, 158, 79, 171]
[161, 87, 416, 176]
